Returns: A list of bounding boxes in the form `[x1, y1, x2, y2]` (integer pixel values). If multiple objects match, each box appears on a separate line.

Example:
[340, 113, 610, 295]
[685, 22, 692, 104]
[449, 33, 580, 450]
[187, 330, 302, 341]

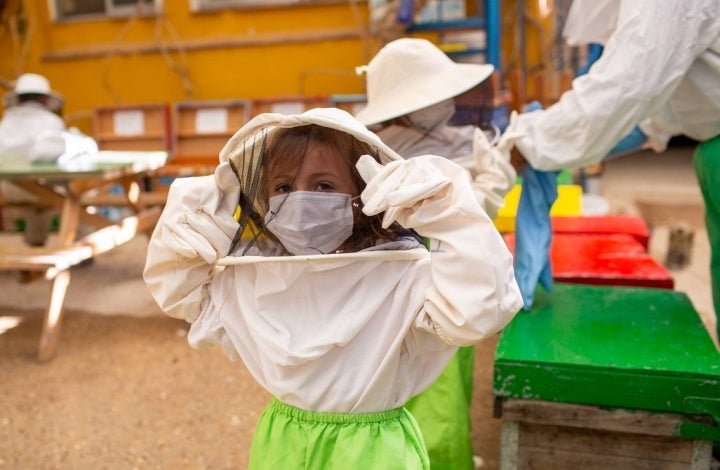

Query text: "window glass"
[52, 0, 157, 20]
[191, 0, 348, 12]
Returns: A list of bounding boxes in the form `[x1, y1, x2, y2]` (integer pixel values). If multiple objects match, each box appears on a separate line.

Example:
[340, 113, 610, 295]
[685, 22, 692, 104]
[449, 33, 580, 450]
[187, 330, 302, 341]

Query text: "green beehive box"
[494, 284, 720, 440]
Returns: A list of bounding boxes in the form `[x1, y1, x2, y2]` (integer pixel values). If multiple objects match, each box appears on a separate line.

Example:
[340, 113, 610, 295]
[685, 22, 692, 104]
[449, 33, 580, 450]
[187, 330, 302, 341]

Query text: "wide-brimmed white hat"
[355, 38, 494, 126]
[2, 73, 64, 112]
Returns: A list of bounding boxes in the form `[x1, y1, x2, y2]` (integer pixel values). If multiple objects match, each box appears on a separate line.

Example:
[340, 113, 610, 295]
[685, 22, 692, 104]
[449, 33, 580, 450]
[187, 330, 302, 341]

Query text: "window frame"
[49, 0, 161, 22]
[189, 0, 354, 13]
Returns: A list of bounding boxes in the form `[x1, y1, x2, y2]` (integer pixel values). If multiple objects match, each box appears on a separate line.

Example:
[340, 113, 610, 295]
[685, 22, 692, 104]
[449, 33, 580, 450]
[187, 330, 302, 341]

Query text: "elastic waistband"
[269, 398, 405, 424]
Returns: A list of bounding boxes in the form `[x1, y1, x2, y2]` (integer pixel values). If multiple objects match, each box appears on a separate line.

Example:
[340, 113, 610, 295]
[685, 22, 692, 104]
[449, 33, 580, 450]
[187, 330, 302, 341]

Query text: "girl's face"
[266, 142, 359, 198]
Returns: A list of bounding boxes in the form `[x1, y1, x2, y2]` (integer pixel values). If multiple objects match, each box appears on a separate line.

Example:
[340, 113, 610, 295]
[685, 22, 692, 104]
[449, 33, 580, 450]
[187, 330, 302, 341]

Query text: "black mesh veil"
[226, 128, 269, 255]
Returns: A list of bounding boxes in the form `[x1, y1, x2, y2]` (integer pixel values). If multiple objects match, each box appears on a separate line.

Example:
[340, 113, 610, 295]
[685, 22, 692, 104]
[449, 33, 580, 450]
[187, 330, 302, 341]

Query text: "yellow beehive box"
[494, 184, 583, 233]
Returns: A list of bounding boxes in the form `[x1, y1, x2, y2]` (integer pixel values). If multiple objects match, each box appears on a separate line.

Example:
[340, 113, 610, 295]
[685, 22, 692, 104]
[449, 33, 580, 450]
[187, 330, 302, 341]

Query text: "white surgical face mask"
[264, 191, 354, 255]
[407, 99, 456, 132]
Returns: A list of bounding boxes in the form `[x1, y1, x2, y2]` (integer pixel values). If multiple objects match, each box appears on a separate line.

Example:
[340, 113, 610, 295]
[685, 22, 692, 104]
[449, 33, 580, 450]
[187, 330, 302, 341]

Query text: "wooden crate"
[144, 100, 250, 194]
[550, 215, 650, 250]
[93, 103, 171, 151]
[502, 233, 674, 289]
[498, 400, 713, 470]
[149, 99, 255, 190]
[494, 184, 583, 233]
[173, 99, 251, 161]
[329, 94, 368, 116]
[250, 95, 331, 117]
[493, 284, 719, 469]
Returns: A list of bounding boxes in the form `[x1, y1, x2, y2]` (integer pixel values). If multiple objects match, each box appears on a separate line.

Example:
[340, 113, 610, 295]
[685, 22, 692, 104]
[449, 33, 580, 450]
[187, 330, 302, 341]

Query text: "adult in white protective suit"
[143, 108, 522, 469]
[0, 73, 98, 246]
[511, 0, 720, 348]
[356, 38, 520, 220]
[355, 37, 521, 470]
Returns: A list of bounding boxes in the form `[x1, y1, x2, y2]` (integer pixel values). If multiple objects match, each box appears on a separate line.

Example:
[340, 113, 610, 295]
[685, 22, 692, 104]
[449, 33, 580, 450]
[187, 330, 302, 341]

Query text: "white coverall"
[0, 102, 99, 245]
[0, 103, 65, 245]
[0, 102, 66, 158]
[515, 0, 720, 170]
[143, 108, 523, 414]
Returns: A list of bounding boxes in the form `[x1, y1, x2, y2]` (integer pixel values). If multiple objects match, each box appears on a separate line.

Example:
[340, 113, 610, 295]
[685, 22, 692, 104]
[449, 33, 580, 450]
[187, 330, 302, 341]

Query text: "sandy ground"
[0, 145, 715, 469]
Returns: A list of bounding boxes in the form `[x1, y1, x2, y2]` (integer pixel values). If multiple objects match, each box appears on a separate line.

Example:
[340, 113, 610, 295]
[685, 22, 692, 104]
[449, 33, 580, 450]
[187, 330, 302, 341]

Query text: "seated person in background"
[143, 107, 522, 469]
[0, 73, 97, 246]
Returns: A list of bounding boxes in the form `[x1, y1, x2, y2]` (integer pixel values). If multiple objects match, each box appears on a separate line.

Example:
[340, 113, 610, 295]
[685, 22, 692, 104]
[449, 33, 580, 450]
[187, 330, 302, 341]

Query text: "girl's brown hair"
[261, 124, 400, 252]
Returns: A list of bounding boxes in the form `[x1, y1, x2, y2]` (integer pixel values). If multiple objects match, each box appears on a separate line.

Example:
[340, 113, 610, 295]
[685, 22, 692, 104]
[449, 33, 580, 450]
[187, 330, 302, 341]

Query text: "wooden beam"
[41, 28, 365, 62]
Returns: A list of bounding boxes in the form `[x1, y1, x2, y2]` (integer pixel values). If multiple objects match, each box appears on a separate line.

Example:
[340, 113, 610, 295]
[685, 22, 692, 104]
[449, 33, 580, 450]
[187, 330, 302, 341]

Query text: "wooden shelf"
[250, 95, 331, 117]
[95, 132, 167, 140]
[176, 131, 234, 138]
[173, 99, 251, 163]
[93, 103, 171, 152]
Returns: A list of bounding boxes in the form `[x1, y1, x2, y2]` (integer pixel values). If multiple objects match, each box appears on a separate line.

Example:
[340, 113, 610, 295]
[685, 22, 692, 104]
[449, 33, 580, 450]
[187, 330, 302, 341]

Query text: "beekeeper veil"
[218, 107, 404, 255]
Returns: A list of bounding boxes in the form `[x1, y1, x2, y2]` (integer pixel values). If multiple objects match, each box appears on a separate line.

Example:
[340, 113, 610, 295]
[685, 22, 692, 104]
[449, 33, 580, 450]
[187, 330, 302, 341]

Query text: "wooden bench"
[1, 178, 168, 231]
[0, 208, 160, 361]
[1, 150, 167, 360]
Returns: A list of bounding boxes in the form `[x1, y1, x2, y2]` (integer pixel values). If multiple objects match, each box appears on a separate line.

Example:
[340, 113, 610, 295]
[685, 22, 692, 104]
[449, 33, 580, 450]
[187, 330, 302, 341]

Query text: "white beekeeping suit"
[0, 73, 98, 165]
[355, 38, 520, 220]
[514, 0, 720, 170]
[0, 74, 98, 245]
[143, 108, 522, 413]
[562, 0, 621, 47]
[1, 74, 72, 245]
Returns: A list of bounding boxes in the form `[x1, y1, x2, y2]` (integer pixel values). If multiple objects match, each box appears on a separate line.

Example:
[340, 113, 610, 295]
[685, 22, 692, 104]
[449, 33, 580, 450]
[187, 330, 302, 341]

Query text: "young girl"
[143, 107, 522, 469]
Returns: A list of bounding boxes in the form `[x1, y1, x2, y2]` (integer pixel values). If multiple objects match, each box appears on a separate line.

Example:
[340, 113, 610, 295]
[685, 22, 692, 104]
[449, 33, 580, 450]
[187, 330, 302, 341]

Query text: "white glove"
[357, 155, 522, 347]
[496, 111, 526, 154]
[160, 162, 240, 264]
[357, 154, 483, 230]
[470, 111, 523, 219]
[57, 129, 100, 171]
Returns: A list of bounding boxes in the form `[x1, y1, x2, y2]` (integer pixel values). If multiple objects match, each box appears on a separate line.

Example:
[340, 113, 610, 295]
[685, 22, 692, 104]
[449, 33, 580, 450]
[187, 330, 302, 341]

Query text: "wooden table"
[0, 151, 167, 361]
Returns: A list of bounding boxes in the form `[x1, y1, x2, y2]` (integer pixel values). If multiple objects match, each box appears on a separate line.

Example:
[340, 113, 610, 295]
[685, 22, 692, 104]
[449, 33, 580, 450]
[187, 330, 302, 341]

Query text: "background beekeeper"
[0, 73, 98, 246]
[510, 0, 720, 349]
[355, 37, 521, 470]
[143, 108, 522, 469]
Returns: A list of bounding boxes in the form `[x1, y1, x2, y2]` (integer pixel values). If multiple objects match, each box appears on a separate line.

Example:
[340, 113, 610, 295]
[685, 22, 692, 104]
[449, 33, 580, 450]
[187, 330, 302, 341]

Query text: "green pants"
[694, 136, 720, 342]
[248, 398, 429, 470]
[405, 346, 476, 470]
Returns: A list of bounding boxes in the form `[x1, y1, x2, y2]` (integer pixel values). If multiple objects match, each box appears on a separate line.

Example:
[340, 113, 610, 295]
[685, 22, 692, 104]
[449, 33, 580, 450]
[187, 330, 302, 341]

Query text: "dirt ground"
[0, 146, 714, 469]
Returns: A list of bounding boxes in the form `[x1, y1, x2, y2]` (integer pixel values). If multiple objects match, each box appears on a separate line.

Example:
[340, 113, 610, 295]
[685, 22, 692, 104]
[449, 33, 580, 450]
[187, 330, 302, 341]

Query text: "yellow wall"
[0, 1, 564, 134]
[0, 1, 379, 133]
